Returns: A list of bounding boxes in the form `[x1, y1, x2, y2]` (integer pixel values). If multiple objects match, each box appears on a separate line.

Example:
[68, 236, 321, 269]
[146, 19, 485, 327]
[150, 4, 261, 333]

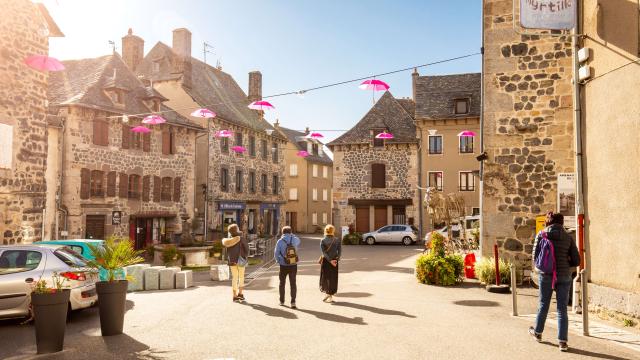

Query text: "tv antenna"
[203, 42, 214, 65]
[108, 40, 117, 53]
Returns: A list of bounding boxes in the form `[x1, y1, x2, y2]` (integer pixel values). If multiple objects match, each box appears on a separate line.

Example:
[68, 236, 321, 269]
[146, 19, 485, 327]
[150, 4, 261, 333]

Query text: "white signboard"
[0, 123, 13, 169]
[557, 173, 576, 227]
[520, 0, 576, 30]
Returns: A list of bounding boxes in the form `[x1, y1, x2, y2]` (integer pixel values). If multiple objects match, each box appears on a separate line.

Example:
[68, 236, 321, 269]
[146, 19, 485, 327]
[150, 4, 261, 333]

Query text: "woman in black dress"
[319, 224, 341, 302]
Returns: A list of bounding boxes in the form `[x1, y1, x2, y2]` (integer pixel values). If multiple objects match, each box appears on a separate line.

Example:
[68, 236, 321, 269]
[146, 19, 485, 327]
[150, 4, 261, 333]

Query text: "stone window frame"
[90, 170, 105, 198]
[261, 173, 268, 194]
[371, 163, 386, 189]
[459, 135, 474, 154]
[220, 137, 229, 154]
[428, 135, 443, 155]
[271, 142, 278, 163]
[249, 171, 256, 193]
[459, 171, 475, 192]
[161, 177, 173, 201]
[128, 174, 142, 200]
[272, 174, 279, 195]
[428, 171, 443, 191]
[235, 169, 243, 193]
[454, 98, 470, 115]
[248, 136, 256, 157]
[220, 167, 229, 192]
[261, 139, 268, 160]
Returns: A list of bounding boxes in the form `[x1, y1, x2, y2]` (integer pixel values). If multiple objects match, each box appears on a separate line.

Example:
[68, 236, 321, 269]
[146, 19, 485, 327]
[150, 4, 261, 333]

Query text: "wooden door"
[290, 212, 297, 233]
[355, 207, 370, 233]
[374, 206, 387, 231]
[85, 215, 106, 239]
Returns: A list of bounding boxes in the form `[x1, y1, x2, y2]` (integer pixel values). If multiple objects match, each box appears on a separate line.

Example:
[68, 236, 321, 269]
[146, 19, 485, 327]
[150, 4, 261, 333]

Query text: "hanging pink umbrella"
[231, 146, 247, 153]
[359, 79, 390, 91]
[191, 108, 216, 118]
[142, 115, 167, 125]
[375, 131, 394, 139]
[24, 55, 65, 72]
[248, 101, 275, 111]
[458, 130, 477, 137]
[296, 150, 310, 157]
[131, 126, 151, 133]
[215, 130, 233, 138]
[307, 132, 324, 139]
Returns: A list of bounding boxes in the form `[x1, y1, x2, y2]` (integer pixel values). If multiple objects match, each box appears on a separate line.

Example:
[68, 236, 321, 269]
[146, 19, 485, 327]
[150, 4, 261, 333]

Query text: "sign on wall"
[557, 173, 576, 227]
[520, 0, 576, 30]
[0, 123, 13, 169]
[112, 211, 122, 225]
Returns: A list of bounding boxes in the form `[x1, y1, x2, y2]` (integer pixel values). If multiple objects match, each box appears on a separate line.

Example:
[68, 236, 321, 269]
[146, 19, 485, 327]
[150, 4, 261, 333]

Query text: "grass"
[248, 258, 263, 266]
[181, 266, 211, 272]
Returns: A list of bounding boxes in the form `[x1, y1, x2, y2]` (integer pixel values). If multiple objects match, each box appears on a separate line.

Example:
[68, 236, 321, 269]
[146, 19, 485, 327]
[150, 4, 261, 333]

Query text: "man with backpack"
[275, 226, 301, 308]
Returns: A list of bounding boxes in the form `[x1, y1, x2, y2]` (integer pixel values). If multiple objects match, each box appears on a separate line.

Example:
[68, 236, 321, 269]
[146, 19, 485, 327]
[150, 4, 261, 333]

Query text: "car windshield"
[54, 247, 89, 267]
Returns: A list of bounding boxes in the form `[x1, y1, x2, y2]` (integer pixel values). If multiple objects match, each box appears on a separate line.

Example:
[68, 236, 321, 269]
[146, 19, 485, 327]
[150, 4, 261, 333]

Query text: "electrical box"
[578, 66, 592, 81]
[578, 48, 590, 63]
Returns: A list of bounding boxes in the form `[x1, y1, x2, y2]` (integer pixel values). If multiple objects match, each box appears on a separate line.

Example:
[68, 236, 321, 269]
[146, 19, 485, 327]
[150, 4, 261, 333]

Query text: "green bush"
[429, 232, 446, 257]
[342, 232, 363, 245]
[161, 245, 182, 266]
[415, 253, 464, 286]
[474, 257, 521, 285]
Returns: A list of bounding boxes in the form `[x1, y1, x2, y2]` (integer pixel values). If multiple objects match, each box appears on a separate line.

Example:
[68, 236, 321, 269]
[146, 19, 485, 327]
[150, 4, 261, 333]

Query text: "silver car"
[363, 225, 418, 246]
[0, 245, 99, 320]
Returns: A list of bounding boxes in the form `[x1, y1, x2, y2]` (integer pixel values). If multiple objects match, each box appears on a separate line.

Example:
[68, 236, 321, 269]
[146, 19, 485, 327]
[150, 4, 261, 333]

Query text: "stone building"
[0, 0, 62, 245]
[275, 124, 333, 233]
[328, 92, 419, 234]
[413, 71, 481, 232]
[46, 53, 203, 249]
[129, 28, 287, 239]
[482, 0, 575, 263]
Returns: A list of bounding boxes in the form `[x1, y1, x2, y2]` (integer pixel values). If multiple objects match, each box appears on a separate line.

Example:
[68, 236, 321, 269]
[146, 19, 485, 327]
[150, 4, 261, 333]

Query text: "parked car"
[0, 244, 98, 320]
[35, 239, 126, 281]
[424, 216, 480, 243]
[363, 225, 418, 246]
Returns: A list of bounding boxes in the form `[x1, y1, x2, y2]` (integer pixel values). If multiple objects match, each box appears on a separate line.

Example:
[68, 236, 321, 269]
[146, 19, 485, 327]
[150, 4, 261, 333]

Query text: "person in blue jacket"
[274, 226, 301, 308]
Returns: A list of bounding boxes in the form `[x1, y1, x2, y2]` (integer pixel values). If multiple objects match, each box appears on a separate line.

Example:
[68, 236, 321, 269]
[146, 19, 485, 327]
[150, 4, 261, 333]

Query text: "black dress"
[319, 236, 340, 295]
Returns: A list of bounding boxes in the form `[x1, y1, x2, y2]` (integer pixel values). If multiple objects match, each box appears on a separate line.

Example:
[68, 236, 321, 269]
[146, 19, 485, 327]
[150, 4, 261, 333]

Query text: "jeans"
[279, 265, 298, 303]
[534, 273, 572, 342]
[229, 265, 246, 293]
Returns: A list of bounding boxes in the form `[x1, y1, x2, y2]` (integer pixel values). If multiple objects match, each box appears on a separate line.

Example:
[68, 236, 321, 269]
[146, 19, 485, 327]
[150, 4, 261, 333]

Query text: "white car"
[0, 244, 99, 320]
[363, 225, 418, 246]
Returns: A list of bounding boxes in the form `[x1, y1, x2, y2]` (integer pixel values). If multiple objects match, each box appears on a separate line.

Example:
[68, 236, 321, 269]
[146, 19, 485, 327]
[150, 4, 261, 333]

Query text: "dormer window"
[153, 61, 160, 73]
[154, 101, 161, 112]
[373, 129, 385, 147]
[454, 99, 469, 114]
[111, 90, 123, 104]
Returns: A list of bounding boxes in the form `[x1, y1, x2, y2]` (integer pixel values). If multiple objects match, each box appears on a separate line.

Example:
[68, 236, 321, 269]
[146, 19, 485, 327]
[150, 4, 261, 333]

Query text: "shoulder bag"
[318, 238, 336, 264]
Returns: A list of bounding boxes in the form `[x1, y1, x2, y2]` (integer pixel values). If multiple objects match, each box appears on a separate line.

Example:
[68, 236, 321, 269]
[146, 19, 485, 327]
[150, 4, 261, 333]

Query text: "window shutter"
[80, 168, 90, 199]
[170, 132, 176, 154]
[162, 131, 170, 155]
[118, 173, 128, 198]
[153, 176, 162, 202]
[173, 177, 181, 203]
[142, 175, 150, 201]
[143, 132, 150, 152]
[106, 171, 117, 197]
[372, 164, 386, 188]
[122, 124, 130, 149]
[93, 121, 100, 145]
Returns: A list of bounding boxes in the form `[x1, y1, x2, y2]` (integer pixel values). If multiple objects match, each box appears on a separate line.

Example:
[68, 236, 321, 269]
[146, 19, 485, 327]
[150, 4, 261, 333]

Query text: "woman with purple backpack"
[529, 211, 580, 352]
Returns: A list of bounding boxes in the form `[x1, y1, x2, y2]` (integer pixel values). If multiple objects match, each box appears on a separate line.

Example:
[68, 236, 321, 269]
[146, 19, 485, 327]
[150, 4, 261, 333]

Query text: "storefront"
[218, 201, 246, 235]
[129, 212, 176, 250]
[260, 203, 280, 237]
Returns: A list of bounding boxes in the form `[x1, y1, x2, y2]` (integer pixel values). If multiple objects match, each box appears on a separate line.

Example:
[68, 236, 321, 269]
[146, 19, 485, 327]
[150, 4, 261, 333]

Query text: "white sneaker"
[322, 295, 331, 302]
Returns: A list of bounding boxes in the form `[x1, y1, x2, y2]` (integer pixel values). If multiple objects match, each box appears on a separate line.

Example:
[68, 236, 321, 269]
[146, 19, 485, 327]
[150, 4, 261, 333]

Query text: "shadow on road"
[294, 308, 367, 325]
[240, 302, 298, 319]
[331, 301, 416, 318]
[452, 300, 500, 307]
[540, 341, 633, 360]
[335, 292, 372, 298]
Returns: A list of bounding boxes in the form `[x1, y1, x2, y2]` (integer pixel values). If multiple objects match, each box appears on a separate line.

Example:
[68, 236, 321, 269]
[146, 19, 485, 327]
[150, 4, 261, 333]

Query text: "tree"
[422, 187, 467, 252]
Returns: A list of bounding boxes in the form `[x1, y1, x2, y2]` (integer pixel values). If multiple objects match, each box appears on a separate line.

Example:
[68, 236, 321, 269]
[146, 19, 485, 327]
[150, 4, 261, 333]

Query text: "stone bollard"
[210, 265, 229, 281]
[176, 270, 193, 289]
[125, 264, 150, 292]
[143, 266, 165, 291]
[160, 267, 180, 290]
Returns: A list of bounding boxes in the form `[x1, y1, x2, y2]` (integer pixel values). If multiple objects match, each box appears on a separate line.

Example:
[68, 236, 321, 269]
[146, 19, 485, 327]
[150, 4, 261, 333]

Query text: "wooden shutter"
[118, 173, 128, 198]
[170, 131, 176, 154]
[143, 132, 150, 152]
[121, 124, 130, 149]
[80, 168, 90, 199]
[173, 177, 181, 202]
[142, 175, 150, 201]
[162, 130, 170, 155]
[106, 171, 117, 197]
[153, 176, 161, 202]
[371, 164, 386, 188]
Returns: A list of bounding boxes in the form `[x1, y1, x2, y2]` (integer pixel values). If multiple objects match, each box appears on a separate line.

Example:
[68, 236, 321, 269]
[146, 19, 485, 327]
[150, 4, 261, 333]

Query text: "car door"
[390, 226, 406, 243]
[376, 226, 392, 242]
[0, 249, 46, 317]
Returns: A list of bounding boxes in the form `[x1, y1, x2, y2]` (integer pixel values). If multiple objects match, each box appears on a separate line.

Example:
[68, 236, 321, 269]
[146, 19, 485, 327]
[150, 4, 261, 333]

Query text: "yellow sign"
[536, 215, 546, 235]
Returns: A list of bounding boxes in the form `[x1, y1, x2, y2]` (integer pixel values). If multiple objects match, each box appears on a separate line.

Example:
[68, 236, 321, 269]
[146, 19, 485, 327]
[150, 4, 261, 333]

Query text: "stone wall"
[0, 0, 50, 244]
[482, 0, 575, 264]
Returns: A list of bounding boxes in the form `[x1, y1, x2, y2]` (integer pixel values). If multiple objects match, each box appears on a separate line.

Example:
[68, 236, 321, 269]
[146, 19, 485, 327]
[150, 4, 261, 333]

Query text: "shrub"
[430, 232, 446, 257]
[416, 253, 464, 286]
[474, 257, 521, 285]
[342, 232, 362, 245]
[161, 245, 182, 266]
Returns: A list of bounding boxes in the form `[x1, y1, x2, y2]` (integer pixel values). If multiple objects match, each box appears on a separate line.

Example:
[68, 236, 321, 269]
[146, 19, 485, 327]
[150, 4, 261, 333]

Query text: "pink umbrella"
[375, 131, 394, 139]
[191, 108, 216, 118]
[215, 130, 233, 138]
[307, 132, 324, 139]
[131, 126, 151, 133]
[142, 115, 166, 125]
[458, 130, 477, 137]
[231, 146, 247, 153]
[359, 79, 390, 91]
[248, 101, 275, 111]
[24, 55, 65, 72]
[296, 150, 310, 157]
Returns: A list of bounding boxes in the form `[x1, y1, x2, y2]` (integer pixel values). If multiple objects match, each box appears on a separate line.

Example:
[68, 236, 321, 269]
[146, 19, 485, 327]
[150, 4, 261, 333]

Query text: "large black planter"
[31, 289, 70, 354]
[96, 280, 128, 336]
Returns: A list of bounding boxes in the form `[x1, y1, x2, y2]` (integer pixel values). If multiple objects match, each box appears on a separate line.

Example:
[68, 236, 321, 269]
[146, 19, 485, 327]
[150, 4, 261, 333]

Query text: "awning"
[347, 199, 413, 207]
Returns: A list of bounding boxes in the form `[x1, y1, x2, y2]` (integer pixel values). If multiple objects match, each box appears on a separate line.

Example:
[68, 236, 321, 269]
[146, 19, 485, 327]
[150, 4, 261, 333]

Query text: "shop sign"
[260, 203, 279, 211]
[112, 211, 122, 225]
[219, 202, 246, 210]
[520, 0, 576, 30]
[557, 173, 576, 227]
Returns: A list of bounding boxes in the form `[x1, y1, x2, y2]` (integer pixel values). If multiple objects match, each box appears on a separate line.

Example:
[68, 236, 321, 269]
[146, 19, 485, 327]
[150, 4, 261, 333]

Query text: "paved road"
[1, 235, 637, 359]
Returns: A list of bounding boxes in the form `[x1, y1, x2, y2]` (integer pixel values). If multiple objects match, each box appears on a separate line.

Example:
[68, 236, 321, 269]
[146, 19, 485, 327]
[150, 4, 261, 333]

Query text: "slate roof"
[414, 73, 481, 120]
[135, 42, 283, 140]
[277, 126, 333, 165]
[327, 91, 417, 147]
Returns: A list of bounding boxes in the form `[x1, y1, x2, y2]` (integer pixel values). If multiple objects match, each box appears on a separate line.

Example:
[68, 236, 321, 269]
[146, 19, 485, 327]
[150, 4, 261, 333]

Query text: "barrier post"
[581, 269, 589, 336]
[510, 263, 518, 316]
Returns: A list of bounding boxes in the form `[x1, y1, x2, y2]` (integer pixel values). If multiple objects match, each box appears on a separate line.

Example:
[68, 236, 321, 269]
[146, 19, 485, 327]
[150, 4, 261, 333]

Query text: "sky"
[42, 0, 481, 144]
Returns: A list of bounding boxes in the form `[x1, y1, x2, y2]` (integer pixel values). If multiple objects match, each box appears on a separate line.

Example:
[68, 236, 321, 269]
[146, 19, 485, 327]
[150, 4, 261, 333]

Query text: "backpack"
[535, 231, 557, 288]
[284, 235, 299, 265]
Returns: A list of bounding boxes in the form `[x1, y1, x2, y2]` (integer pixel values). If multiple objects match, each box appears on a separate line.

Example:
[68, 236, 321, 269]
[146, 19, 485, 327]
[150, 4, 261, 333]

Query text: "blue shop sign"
[260, 203, 280, 211]
[219, 202, 246, 210]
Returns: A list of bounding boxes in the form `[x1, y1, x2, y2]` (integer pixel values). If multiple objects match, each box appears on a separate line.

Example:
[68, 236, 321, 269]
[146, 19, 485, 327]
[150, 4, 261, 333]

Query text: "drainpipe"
[417, 130, 424, 242]
[479, 2, 485, 256]
[56, 121, 67, 239]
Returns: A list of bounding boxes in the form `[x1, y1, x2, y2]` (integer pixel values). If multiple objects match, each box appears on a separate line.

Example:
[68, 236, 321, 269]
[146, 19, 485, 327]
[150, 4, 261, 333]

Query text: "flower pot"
[31, 289, 70, 354]
[96, 280, 128, 336]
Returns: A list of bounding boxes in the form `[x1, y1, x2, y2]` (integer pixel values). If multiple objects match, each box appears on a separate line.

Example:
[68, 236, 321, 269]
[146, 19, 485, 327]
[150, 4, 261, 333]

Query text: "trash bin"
[464, 253, 476, 279]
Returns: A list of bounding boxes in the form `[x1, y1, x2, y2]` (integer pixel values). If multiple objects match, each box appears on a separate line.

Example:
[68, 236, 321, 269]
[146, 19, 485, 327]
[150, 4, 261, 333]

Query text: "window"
[472, 207, 480, 216]
[161, 177, 172, 201]
[261, 174, 268, 194]
[0, 123, 13, 169]
[128, 174, 141, 199]
[393, 206, 406, 224]
[235, 132, 243, 147]
[0, 250, 42, 275]
[455, 99, 469, 114]
[323, 189, 328, 201]
[272, 143, 278, 163]
[312, 212, 318, 225]
[153, 61, 160, 73]
[312, 143, 319, 155]
[312, 188, 318, 201]
[272, 175, 279, 195]
[371, 163, 386, 188]
[289, 164, 298, 177]
[90, 170, 104, 197]
[373, 129, 385, 147]
[459, 136, 474, 153]
[322, 212, 327, 224]
[111, 91, 123, 104]
[312, 164, 318, 177]
[428, 172, 443, 191]
[249, 171, 256, 193]
[131, 131, 143, 150]
[221, 168, 229, 192]
[249, 136, 256, 157]
[322, 166, 328, 178]
[236, 170, 243, 193]
[221, 137, 229, 153]
[261, 139, 267, 160]
[289, 188, 298, 200]
[93, 120, 109, 146]
[460, 172, 475, 191]
[142, 175, 151, 201]
[162, 130, 175, 155]
[106, 171, 117, 197]
[428, 135, 443, 155]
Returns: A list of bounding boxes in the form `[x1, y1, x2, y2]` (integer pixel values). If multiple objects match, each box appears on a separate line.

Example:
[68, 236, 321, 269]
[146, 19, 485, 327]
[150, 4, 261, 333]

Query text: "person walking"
[529, 212, 580, 352]
[222, 224, 249, 302]
[274, 226, 301, 308]
[319, 224, 341, 303]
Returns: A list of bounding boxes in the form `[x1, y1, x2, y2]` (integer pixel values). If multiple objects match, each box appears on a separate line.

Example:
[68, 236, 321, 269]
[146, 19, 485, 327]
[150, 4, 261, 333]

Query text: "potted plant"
[87, 236, 144, 336]
[31, 273, 70, 354]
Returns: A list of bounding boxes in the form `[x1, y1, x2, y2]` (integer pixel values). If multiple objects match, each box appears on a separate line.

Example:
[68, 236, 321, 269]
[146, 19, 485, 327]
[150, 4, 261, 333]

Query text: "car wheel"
[402, 237, 413, 246]
[366, 237, 375, 245]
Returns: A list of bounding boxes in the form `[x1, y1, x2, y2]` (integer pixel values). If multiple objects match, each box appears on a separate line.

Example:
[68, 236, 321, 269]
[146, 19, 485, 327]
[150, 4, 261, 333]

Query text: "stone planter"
[177, 246, 214, 267]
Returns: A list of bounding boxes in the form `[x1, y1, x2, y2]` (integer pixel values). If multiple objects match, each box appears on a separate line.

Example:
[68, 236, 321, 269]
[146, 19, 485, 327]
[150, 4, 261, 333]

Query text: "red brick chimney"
[121, 28, 144, 71]
[172, 28, 192, 88]
[248, 71, 262, 102]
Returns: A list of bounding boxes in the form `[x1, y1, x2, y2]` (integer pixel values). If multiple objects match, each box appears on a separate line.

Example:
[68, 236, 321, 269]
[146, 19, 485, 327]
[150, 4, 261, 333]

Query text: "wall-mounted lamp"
[476, 152, 488, 162]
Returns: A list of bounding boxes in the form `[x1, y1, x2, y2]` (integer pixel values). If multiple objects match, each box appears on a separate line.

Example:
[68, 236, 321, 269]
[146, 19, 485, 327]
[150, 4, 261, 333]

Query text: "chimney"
[273, 119, 280, 128]
[412, 68, 419, 101]
[304, 127, 310, 135]
[171, 28, 192, 88]
[121, 28, 144, 71]
[248, 71, 262, 102]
